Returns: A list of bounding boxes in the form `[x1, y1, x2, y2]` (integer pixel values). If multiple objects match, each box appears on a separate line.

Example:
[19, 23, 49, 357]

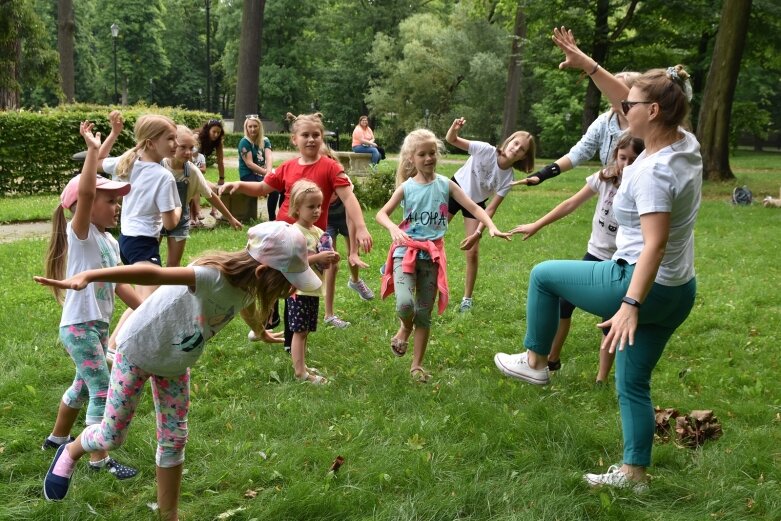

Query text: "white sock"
[88, 456, 110, 468]
[48, 434, 71, 444]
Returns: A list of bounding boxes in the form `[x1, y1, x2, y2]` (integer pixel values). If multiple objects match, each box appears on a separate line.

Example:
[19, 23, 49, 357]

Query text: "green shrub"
[0, 104, 219, 195]
[353, 165, 396, 209]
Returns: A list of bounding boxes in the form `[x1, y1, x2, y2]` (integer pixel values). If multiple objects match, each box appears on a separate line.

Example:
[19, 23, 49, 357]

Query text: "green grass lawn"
[0, 154, 780, 520]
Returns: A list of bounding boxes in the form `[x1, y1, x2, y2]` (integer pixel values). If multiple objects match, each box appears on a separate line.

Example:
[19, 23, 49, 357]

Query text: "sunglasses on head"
[245, 114, 260, 120]
[621, 100, 653, 116]
[208, 119, 221, 125]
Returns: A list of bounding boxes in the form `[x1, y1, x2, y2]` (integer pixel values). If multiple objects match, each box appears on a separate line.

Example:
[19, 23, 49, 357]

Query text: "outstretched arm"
[218, 180, 274, 197]
[449, 181, 511, 243]
[511, 184, 596, 240]
[35, 264, 196, 291]
[71, 121, 102, 239]
[98, 110, 123, 160]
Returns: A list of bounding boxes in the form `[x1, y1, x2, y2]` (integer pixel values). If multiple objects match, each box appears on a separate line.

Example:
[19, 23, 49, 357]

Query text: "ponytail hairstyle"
[497, 130, 536, 173]
[243, 115, 265, 148]
[288, 179, 322, 219]
[193, 250, 292, 323]
[198, 119, 224, 157]
[114, 115, 177, 180]
[395, 129, 443, 186]
[44, 206, 70, 304]
[286, 112, 325, 139]
[633, 64, 693, 130]
[600, 133, 645, 186]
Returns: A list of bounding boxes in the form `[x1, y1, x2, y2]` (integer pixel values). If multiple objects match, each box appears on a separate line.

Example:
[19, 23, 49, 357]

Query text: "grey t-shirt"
[117, 266, 251, 376]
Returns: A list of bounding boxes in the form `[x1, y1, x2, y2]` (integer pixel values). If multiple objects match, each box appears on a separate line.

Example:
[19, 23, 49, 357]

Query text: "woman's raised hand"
[552, 26, 593, 72]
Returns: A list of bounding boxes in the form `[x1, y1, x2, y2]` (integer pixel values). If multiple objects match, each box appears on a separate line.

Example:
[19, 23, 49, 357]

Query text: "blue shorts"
[326, 202, 348, 240]
[119, 235, 162, 266]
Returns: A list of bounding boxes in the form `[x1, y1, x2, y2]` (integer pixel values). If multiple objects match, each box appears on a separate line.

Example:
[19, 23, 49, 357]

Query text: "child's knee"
[156, 421, 188, 467]
[396, 301, 415, 322]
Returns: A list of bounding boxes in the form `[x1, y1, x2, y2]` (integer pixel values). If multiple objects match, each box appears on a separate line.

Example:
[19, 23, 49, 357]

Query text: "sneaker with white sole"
[324, 315, 351, 329]
[493, 351, 550, 385]
[347, 278, 374, 300]
[458, 298, 473, 313]
[584, 465, 649, 493]
[248, 329, 261, 342]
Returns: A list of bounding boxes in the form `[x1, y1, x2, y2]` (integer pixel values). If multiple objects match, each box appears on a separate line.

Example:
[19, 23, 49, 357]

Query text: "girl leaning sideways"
[376, 129, 511, 383]
[238, 115, 280, 221]
[160, 125, 242, 267]
[445, 117, 536, 313]
[284, 180, 341, 383]
[39, 221, 321, 521]
[41, 121, 140, 480]
[495, 26, 701, 491]
[220, 112, 373, 341]
[510, 133, 644, 383]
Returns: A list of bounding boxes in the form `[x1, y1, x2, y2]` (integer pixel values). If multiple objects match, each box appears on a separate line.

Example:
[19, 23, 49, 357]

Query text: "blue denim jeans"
[352, 145, 381, 164]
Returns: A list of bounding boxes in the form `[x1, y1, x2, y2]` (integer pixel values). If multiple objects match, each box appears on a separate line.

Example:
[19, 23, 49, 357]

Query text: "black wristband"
[621, 296, 642, 308]
[527, 163, 561, 184]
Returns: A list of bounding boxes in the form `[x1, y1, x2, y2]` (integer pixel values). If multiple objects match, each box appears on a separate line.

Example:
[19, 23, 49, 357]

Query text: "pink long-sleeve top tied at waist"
[380, 238, 449, 314]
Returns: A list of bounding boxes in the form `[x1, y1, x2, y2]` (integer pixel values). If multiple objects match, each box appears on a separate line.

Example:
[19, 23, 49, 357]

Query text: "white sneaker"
[324, 315, 351, 329]
[493, 351, 550, 385]
[347, 278, 374, 300]
[248, 330, 260, 342]
[584, 465, 649, 493]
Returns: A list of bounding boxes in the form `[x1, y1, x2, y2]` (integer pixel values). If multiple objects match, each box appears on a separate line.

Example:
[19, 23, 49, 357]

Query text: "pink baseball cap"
[60, 174, 131, 209]
[246, 221, 321, 292]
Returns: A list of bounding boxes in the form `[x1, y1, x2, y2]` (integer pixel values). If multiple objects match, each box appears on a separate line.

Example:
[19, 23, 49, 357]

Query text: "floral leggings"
[393, 257, 438, 329]
[59, 321, 110, 426]
[81, 351, 190, 468]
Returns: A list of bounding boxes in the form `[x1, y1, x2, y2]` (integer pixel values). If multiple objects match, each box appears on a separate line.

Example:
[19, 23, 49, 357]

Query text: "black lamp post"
[111, 23, 119, 104]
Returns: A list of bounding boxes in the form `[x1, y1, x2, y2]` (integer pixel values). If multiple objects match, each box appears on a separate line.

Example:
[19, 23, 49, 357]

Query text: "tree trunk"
[0, 26, 21, 110]
[234, 0, 265, 121]
[697, 0, 752, 181]
[582, 0, 610, 133]
[500, 5, 525, 140]
[57, 0, 75, 103]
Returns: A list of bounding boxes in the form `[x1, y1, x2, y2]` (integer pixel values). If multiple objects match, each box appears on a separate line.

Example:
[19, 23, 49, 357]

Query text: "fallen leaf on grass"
[329, 455, 345, 473]
[216, 506, 246, 519]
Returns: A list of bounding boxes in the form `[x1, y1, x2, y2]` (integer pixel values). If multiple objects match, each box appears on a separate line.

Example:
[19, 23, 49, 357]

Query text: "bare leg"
[347, 260, 361, 284]
[596, 346, 616, 383]
[290, 331, 309, 380]
[324, 256, 339, 318]
[526, 350, 549, 371]
[410, 327, 431, 372]
[51, 401, 80, 438]
[547, 318, 572, 363]
[156, 464, 183, 521]
[462, 218, 480, 299]
[164, 237, 186, 268]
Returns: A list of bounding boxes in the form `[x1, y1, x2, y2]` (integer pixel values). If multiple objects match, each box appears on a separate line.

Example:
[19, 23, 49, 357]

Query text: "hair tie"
[666, 66, 693, 102]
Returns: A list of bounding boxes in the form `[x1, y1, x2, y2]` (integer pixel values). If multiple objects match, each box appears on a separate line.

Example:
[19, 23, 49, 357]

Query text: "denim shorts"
[119, 235, 162, 266]
[447, 177, 486, 219]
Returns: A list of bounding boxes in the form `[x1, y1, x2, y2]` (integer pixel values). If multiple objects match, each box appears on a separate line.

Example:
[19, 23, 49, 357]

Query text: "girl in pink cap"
[41, 121, 141, 480]
[36, 221, 319, 521]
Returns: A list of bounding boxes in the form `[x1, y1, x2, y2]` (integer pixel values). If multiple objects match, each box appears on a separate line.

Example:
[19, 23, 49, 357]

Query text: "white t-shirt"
[161, 159, 213, 204]
[453, 141, 514, 202]
[585, 172, 619, 261]
[117, 266, 251, 376]
[103, 157, 181, 237]
[60, 222, 121, 327]
[612, 129, 702, 286]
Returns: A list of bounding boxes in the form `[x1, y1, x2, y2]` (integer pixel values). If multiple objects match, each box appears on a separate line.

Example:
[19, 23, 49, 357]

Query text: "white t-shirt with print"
[453, 141, 514, 203]
[612, 129, 702, 286]
[60, 222, 121, 327]
[117, 266, 251, 376]
[103, 158, 180, 238]
[585, 172, 619, 261]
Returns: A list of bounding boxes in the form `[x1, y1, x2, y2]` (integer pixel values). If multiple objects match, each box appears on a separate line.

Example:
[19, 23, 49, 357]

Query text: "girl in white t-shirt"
[161, 125, 242, 267]
[41, 121, 140, 480]
[511, 134, 644, 383]
[444, 117, 536, 312]
[38, 221, 320, 521]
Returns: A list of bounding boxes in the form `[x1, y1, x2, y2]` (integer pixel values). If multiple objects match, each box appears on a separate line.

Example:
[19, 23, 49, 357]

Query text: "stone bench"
[333, 151, 373, 177]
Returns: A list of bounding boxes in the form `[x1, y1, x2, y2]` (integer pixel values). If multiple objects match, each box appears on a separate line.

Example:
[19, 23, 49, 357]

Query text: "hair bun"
[666, 65, 693, 102]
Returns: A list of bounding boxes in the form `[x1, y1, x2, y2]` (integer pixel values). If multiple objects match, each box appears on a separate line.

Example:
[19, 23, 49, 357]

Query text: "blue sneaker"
[43, 444, 73, 501]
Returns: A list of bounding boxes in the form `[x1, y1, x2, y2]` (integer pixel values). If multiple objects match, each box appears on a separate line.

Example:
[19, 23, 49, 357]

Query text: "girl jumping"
[376, 129, 511, 382]
[511, 133, 644, 383]
[38, 221, 321, 520]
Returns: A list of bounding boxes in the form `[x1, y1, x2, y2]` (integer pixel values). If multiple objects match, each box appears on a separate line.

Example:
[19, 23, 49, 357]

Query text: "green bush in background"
[0, 104, 219, 196]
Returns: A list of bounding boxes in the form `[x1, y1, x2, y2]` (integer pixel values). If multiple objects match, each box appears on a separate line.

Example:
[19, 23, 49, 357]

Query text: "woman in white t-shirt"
[511, 134, 644, 383]
[494, 27, 702, 492]
[445, 117, 536, 312]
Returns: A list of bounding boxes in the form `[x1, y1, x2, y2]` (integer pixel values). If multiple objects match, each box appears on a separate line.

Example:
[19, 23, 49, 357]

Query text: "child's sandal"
[297, 371, 328, 385]
[391, 337, 408, 357]
[410, 367, 432, 384]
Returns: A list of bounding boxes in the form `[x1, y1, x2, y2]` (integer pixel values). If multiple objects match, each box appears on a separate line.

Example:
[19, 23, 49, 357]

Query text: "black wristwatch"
[621, 296, 642, 308]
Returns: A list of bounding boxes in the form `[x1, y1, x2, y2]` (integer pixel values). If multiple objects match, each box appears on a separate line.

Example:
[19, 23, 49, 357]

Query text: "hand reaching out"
[552, 26, 593, 72]
[510, 176, 541, 187]
[218, 182, 239, 195]
[348, 252, 369, 269]
[510, 223, 540, 240]
[34, 274, 89, 291]
[80, 121, 101, 149]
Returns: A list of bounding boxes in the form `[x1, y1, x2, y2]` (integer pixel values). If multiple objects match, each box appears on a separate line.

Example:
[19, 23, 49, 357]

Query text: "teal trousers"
[524, 259, 696, 466]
